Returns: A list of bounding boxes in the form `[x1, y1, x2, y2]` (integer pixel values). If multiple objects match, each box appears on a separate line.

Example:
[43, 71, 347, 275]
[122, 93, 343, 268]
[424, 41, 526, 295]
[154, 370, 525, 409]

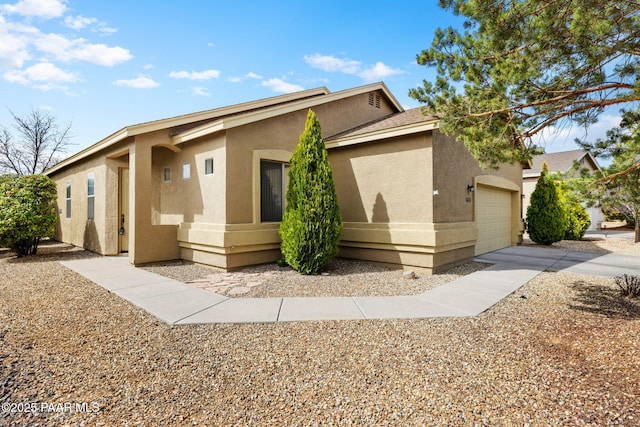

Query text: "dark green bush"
[527, 163, 567, 245]
[0, 174, 58, 257]
[279, 109, 343, 275]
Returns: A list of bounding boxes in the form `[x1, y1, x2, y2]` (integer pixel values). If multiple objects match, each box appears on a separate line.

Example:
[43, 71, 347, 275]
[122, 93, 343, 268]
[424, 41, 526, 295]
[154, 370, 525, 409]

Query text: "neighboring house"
[522, 149, 604, 231]
[45, 82, 524, 273]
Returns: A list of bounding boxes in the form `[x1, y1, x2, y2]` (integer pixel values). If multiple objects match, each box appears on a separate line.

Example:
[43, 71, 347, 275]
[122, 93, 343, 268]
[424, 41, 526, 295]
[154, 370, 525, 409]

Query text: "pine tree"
[410, 0, 640, 172]
[527, 163, 567, 245]
[279, 109, 343, 275]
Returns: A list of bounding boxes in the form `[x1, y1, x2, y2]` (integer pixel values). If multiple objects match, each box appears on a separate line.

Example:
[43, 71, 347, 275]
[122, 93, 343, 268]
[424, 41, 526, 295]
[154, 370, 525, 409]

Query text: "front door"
[119, 168, 129, 253]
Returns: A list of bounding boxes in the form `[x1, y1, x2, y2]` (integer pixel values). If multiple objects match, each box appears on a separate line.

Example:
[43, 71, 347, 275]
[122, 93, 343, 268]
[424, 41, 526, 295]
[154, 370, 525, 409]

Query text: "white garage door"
[475, 186, 512, 255]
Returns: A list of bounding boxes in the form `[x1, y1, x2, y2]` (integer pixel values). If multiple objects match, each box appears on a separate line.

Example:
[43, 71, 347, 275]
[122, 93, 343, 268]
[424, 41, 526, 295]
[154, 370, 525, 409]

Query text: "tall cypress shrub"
[526, 163, 567, 245]
[279, 109, 343, 275]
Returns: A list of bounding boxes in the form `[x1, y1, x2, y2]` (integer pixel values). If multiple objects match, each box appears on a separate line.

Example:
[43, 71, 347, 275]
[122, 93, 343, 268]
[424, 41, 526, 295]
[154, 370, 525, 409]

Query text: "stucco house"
[522, 149, 604, 231]
[45, 82, 524, 273]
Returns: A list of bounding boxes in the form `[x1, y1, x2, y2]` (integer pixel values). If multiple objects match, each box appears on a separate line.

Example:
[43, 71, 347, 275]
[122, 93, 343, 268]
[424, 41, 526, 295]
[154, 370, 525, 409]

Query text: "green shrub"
[563, 200, 590, 240]
[526, 163, 567, 245]
[0, 174, 58, 257]
[279, 109, 343, 275]
[557, 181, 591, 240]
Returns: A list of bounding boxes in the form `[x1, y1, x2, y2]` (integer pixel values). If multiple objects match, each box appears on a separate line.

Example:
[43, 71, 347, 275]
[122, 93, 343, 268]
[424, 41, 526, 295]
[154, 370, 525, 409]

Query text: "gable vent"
[368, 92, 381, 108]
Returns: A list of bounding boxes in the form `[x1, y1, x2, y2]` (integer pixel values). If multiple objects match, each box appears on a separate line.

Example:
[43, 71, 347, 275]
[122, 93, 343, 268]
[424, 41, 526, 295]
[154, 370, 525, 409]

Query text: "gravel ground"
[521, 235, 640, 256]
[141, 258, 491, 298]
[1, 239, 639, 426]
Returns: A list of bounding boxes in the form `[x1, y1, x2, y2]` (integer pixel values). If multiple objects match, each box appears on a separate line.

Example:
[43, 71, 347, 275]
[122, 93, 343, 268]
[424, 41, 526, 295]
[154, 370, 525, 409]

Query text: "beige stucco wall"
[178, 91, 398, 269]
[522, 178, 537, 220]
[152, 135, 226, 225]
[50, 131, 182, 264]
[329, 134, 433, 224]
[128, 132, 181, 264]
[50, 140, 130, 256]
[325, 130, 523, 272]
[431, 130, 523, 223]
[224, 92, 396, 225]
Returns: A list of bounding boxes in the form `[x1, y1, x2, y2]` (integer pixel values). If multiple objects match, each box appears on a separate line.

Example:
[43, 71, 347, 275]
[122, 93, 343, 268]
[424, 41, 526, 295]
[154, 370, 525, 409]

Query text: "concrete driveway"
[476, 245, 640, 278]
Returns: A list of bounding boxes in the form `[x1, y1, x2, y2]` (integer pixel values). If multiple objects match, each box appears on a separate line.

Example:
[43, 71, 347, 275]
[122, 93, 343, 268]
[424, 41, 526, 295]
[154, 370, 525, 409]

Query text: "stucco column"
[128, 140, 152, 264]
[128, 137, 181, 265]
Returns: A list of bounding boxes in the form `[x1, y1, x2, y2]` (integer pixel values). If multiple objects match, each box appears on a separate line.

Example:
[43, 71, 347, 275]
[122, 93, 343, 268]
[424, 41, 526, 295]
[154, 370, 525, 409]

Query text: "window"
[163, 167, 171, 182]
[182, 163, 190, 180]
[87, 172, 95, 220]
[65, 180, 71, 218]
[204, 158, 214, 175]
[260, 160, 288, 222]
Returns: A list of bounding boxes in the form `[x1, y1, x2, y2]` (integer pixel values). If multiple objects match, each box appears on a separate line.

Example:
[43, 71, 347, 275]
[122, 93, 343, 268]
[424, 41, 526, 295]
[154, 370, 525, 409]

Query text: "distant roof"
[523, 149, 600, 178]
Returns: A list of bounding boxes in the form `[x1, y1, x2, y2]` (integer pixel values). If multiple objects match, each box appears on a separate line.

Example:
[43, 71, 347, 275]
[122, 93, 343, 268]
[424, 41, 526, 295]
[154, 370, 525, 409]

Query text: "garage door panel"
[475, 186, 512, 255]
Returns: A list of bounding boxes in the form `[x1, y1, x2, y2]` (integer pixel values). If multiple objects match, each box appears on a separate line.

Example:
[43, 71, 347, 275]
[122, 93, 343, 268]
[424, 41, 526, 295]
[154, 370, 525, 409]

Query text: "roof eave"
[45, 86, 332, 174]
[44, 128, 130, 176]
[173, 82, 404, 145]
[325, 120, 439, 149]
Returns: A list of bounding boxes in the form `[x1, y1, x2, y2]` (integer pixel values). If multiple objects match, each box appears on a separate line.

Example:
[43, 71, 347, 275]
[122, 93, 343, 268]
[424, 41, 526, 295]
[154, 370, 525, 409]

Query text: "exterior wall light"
[467, 184, 475, 193]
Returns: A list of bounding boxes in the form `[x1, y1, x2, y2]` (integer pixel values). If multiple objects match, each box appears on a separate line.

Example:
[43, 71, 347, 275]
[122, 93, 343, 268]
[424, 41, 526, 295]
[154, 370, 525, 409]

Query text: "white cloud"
[64, 15, 96, 30]
[169, 69, 220, 80]
[1, 0, 67, 18]
[4, 61, 79, 89]
[358, 61, 404, 82]
[64, 15, 116, 35]
[191, 87, 210, 97]
[304, 54, 360, 74]
[0, 16, 33, 68]
[304, 53, 403, 83]
[70, 43, 131, 66]
[261, 78, 304, 94]
[533, 114, 623, 153]
[228, 71, 263, 83]
[34, 33, 133, 66]
[143, 63, 154, 70]
[114, 76, 159, 89]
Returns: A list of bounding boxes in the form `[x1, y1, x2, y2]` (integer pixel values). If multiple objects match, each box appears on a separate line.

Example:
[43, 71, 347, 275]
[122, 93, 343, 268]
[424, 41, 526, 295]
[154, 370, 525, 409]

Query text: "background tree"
[0, 108, 72, 175]
[527, 163, 568, 245]
[0, 174, 58, 257]
[279, 109, 343, 275]
[409, 0, 640, 170]
[576, 109, 640, 242]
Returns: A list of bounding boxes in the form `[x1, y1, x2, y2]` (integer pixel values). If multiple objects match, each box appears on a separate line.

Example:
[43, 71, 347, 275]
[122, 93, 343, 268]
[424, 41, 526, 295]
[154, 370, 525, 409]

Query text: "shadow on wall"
[83, 220, 102, 254]
[339, 191, 402, 268]
[371, 192, 390, 223]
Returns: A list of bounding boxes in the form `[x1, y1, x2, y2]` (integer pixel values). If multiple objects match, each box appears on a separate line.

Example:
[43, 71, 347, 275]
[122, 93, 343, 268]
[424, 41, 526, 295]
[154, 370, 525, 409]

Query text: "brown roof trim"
[325, 107, 438, 149]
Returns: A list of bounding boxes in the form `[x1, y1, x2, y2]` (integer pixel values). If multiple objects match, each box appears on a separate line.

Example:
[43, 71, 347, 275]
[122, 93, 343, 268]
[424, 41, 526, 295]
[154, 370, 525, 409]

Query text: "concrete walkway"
[59, 246, 640, 325]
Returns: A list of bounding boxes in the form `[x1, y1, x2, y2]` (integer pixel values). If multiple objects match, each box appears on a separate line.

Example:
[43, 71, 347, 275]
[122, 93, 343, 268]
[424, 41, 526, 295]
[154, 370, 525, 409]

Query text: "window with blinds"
[260, 160, 288, 222]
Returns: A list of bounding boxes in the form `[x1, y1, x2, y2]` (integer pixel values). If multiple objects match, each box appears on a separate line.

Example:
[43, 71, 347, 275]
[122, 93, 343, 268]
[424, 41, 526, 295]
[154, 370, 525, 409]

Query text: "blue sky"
[0, 0, 619, 157]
